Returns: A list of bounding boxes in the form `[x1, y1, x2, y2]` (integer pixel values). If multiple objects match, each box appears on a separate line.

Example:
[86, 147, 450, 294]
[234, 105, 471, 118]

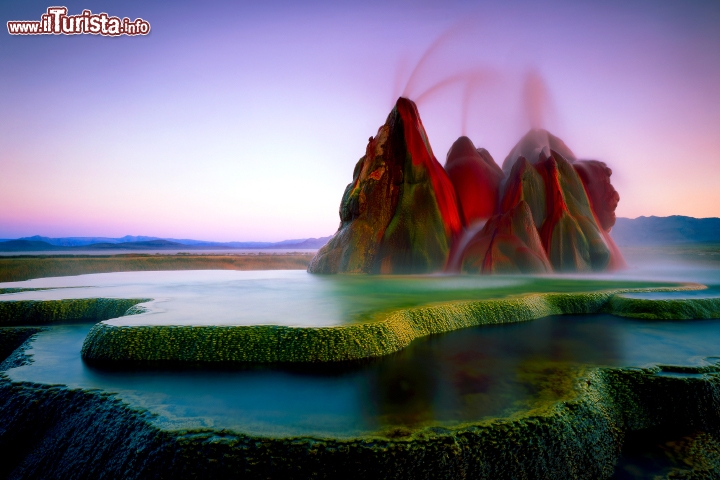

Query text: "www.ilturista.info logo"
[7, 7, 150, 36]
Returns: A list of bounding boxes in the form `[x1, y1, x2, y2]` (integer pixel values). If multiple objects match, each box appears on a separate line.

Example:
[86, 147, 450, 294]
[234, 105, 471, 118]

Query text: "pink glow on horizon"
[1, 0, 720, 240]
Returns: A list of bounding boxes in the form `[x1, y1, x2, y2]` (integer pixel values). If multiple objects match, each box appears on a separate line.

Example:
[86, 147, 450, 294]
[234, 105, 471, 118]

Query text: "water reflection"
[9, 314, 720, 438]
[360, 315, 622, 430]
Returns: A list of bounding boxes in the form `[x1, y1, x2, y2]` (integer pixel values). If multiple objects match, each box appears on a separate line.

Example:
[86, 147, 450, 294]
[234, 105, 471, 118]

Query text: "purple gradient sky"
[1, 0, 719, 241]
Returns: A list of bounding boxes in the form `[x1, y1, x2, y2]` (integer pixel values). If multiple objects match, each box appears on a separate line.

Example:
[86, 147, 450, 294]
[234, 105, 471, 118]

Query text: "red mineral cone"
[457, 201, 552, 274]
[445, 136, 505, 225]
[308, 97, 462, 274]
[501, 128, 576, 175]
[450, 129, 625, 275]
[535, 153, 591, 272]
[394, 98, 463, 239]
[499, 156, 547, 230]
[535, 151, 615, 272]
[573, 160, 620, 232]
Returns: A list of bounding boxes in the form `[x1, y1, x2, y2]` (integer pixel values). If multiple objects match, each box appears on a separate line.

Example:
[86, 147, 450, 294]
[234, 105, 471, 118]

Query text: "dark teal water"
[7, 313, 720, 438]
[3, 262, 720, 479]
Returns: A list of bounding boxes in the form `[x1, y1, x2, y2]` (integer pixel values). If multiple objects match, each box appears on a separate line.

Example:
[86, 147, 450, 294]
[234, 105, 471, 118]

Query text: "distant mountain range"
[611, 216, 720, 246]
[2, 216, 718, 253]
[0, 235, 332, 252]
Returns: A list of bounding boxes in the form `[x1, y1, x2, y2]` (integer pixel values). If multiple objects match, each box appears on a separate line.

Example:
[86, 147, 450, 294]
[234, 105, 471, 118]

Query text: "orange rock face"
[445, 136, 505, 225]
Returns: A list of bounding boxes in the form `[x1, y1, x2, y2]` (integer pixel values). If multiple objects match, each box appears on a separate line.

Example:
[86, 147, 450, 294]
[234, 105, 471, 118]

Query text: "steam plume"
[522, 68, 550, 129]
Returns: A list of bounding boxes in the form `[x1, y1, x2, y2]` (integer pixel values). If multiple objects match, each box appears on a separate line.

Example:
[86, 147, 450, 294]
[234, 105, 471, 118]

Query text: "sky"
[1, 0, 719, 241]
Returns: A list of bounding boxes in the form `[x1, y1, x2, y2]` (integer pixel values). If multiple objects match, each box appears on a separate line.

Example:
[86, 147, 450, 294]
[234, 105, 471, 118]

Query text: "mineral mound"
[449, 200, 553, 274]
[309, 101, 624, 275]
[452, 130, 625, 273]
[444, 136, 505, 225]
[307, 97, 462, 274]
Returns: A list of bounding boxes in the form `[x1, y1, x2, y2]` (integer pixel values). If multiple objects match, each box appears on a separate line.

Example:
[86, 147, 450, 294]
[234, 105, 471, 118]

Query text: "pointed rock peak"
[388, 97, 462, 238]
[455, 200, 551, 275]
[500, 155, 546, 230]
[444, 135, 505, 225]
[394, 96, 420, 118]
[308, 96, 461, 274]
[392, 97, 435, 164]
[476, 148, 505, 178]
[538, 147, 550, 163]
[502, 128, 577, 175]
[549, 148, 573, 165]
[446, 136, 480, 164]
[512, 155, 531, 173]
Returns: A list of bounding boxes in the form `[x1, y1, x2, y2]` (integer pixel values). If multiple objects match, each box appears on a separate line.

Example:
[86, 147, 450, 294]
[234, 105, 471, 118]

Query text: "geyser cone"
[308, 97, 462, 274]
[573, 160, 620, 232]
[501, 128, 576, 176]
[499, 156, 547, 230]
[574, 159, 625, 270]
[445, 136, 505, 225]
[451, 128, 625, 274]
[455, 200, 552, 274]
[536, 151, 612, 272]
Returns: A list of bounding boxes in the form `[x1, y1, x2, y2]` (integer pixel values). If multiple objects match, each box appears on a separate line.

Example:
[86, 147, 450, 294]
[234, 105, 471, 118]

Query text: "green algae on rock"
[80, 285, 713, 364]
[308, 97, 462, 274]
[0, 327, 43, 364]
[452, 201, 552, 274]
[3, 355, 720, 479]
[0, 298, 150, 326]
[609, 294, 720, 320]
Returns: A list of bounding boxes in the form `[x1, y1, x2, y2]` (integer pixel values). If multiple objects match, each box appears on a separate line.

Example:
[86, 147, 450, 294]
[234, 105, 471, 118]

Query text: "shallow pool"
[0, 270, 687, 327]
[3, 267, 720, 439]
[5, 313, 720, 438]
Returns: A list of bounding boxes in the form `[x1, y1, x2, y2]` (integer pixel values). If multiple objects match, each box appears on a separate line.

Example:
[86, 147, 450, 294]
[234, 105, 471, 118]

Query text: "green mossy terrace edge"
[79, 285, 719, 364]
[0, 298, 151, 326]
[2, 360, 720, 479]
[0, 327, 44, 366]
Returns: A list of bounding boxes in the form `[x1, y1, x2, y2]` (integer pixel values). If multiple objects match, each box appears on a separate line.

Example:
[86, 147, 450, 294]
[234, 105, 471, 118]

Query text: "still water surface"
[2, 267, 720, 439]
[6, 314, 720, 438]
[0, 270, 685, 326]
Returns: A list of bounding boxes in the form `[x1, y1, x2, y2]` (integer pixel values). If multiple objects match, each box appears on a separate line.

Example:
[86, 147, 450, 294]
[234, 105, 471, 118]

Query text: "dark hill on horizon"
[0, 240, 65, 252]
[0, 239, 188, 252]
[74, 239, 186, 250]
[611, 216, 720, 246]
[17, 235, 161, 246]
[3, 217, 719, 253]
[0, 236, 333, 252]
